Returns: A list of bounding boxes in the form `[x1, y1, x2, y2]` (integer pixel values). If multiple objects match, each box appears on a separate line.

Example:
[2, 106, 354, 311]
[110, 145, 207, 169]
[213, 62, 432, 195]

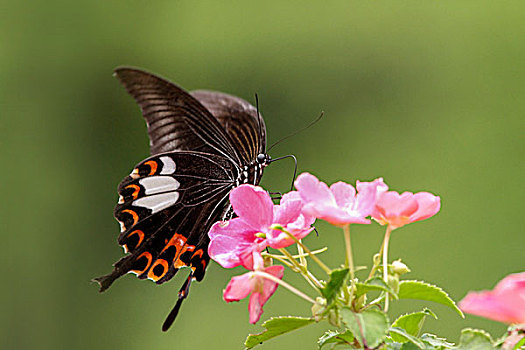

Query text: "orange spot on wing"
[174, 259, 187, 269]
[161, 233, 196, 269]
[191, 249, 204, 259]
[127, 230, 145, 249]
[121, 209, 139, 226]
[148, 259, 169, 281]
[144, 160, 158, 176]
[130, 251, 152, 275]
[124, 184, 141, 200]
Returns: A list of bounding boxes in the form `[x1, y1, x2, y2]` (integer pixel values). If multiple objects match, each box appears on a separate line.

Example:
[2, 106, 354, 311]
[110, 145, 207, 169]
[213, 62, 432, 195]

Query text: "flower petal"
[223, 272, 254, 302]
[295, 173, 336, 207]
[248, 292, 264, 324]
[230, 185, 274, 230]
[459, 272, 525, 324]
[410, 192, 441, 222]
[372, 191, 418, 228]
[355, 178, 388, 216]
[208, 218, 262, 268]
[459, 291, 525, 324]
[330, 181, 356, 210]
[260, 265, 284, 305]
[273, 193, 302, 226]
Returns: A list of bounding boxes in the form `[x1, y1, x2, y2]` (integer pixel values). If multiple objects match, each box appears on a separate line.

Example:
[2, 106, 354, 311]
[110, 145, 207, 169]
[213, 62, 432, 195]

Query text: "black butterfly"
[94, 67, 270, 331]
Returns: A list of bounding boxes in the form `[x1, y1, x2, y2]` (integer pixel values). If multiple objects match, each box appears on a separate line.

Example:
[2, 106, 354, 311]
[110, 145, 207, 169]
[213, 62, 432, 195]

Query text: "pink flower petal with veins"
[208, 218, 265, 268]
[410, 192, 441, 222]
[223, 251, 284, 324]
[223, 273, 253, 302]
[230, 185, 274, 231]
[459, 272, 525, 324]
[372, 190, 440, 229]
[295, 172, 385, 226]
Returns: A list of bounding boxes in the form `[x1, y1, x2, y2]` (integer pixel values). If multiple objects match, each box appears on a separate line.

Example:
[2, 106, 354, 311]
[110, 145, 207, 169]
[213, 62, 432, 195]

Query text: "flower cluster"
[208, 172, 441, 323]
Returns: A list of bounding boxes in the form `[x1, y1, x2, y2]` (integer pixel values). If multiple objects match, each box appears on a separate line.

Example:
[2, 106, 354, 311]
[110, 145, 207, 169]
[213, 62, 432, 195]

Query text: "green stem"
[280, 229, 331, 274]
[263, 247, 327, 260]
[261, 253, 296, 270]
[382, 225, 393, 311]
[255, 271, 315, 304]
[343, 224, 355, 280]
[343, 224, 356, 305]
[279, 248, 323, 290]
[297, 240, 307, 267]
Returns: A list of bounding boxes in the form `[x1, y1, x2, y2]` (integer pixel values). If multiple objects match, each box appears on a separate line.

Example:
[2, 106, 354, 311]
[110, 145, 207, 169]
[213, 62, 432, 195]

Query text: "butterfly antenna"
[162, 273, 193, 332]
[269, 154, 297, 191]
[267, 111, 324, 152]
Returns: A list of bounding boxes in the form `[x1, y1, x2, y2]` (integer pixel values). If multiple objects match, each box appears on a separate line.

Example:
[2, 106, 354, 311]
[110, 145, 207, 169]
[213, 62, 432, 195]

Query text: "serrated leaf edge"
[399, 280, 464, 318]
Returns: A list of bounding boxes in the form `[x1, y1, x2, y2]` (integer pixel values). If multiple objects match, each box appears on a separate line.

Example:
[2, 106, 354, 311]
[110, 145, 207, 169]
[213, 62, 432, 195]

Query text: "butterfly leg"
[162, 272, 193, 331]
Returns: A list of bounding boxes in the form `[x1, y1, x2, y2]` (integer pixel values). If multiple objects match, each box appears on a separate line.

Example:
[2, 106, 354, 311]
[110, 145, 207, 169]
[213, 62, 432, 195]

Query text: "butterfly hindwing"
[191, 90, 266, 164]
[95, 151, 235, 291]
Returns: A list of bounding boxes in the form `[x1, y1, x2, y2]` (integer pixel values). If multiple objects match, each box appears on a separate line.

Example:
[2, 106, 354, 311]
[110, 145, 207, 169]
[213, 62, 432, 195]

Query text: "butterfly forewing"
[114, 68, 241, 162]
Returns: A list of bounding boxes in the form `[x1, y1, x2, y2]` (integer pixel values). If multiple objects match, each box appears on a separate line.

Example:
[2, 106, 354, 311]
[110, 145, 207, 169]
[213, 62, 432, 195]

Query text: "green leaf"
[398, 280, 464, 317]
[420, 333, 455, 349]
[318, 330, 355, 349]
[456, 328, 494, 350]
[245, 316, 315, 349]
[390, 309, 438, 342]
[320, 268, 349, 303]
[355, 277, 398, 299]
[389, 327, 425, 349]
[341, 307, 389, 348]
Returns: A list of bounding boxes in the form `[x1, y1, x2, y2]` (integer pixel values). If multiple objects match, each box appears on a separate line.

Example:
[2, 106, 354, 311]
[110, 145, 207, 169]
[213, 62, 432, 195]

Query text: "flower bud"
[373, 253, 381, 266]
[391, 260, 410, 275]
[311, 297, 326, 322]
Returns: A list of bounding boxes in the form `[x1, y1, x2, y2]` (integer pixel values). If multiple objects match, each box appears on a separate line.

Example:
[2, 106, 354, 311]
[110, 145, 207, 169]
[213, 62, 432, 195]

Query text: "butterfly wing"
[114, 67, 241, 163]
[94, 151, 236, 291]
[191, 90, 267, 163]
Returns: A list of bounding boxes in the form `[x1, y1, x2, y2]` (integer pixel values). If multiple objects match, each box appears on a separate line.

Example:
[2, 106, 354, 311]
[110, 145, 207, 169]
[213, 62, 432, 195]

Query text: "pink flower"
[459, 272, 525, 324]
[294, 172, 387, 226]
[266, 191, 315, 249]
[223, 252, 284, 324]
[371, 191, 440, 229]
[208, 185, 314, 268]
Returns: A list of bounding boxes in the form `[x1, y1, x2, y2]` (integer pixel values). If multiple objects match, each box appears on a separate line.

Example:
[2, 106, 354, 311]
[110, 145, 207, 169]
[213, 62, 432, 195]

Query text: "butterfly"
[94, 67, 270, 331]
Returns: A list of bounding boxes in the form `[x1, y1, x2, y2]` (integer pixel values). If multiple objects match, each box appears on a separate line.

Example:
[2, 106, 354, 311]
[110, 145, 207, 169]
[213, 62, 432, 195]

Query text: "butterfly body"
[95, 67, 268, 329]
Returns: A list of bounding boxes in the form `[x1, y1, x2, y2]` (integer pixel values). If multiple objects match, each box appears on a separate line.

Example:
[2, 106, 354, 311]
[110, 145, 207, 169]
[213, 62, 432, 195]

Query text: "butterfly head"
[257, 153, 271, 167]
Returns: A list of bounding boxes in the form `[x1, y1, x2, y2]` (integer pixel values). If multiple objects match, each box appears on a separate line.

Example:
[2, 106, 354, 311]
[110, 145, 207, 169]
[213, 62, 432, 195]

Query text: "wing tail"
[162, 272, 193, 331]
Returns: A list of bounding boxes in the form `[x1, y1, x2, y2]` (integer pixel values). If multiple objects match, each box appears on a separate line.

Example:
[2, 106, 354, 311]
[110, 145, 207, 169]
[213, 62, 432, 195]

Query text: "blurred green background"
[2, 1, 524, 349]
